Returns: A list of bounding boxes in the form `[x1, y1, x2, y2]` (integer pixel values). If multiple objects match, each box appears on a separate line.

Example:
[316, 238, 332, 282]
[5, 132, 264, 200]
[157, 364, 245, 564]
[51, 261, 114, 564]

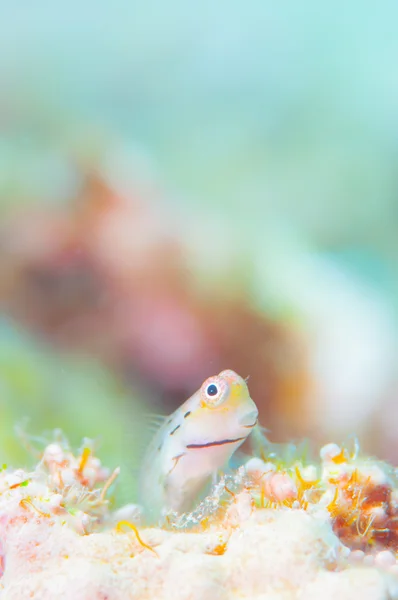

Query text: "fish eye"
[201, 376, 228, 407]
[206, 383, 218, 397]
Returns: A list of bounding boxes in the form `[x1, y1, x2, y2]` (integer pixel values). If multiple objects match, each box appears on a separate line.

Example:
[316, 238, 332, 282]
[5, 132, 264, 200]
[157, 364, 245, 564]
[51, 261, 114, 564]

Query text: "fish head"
[183, 369, 259, 446]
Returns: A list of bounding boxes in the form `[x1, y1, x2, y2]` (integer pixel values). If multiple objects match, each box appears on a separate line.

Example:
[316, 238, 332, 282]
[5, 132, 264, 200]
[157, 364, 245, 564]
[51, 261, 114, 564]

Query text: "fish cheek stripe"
[186, 436, 246, 449]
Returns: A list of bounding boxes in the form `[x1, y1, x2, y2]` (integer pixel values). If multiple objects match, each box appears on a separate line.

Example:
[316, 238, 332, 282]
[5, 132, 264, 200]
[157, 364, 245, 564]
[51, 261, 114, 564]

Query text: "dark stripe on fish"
[169, 424, 181, 436]
[186, 436, 246, 449]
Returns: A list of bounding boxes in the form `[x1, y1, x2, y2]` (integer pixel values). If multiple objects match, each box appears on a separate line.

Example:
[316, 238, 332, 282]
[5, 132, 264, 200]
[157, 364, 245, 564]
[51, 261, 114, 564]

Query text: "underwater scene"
[0, 2, 398, 598]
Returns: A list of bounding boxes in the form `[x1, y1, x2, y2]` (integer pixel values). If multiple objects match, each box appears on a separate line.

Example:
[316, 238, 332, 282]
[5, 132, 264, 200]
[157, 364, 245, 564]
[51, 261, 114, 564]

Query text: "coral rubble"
[0, 434, 398, 599]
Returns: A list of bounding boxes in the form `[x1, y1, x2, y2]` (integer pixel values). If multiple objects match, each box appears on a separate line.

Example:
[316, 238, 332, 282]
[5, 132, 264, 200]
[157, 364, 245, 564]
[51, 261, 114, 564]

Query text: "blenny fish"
[139, 369, 258, 522]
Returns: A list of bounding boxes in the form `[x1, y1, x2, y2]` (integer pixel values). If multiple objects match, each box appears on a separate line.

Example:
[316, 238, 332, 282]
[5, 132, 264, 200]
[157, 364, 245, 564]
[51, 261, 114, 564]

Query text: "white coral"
[0, 439, 397, 600]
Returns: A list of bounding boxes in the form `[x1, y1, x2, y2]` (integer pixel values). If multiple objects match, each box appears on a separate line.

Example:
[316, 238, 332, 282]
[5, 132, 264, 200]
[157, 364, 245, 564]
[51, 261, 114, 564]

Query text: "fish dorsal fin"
[142, 413, 168, 435]
[117, 411, 169, 505]
[122, 412, 168, 469]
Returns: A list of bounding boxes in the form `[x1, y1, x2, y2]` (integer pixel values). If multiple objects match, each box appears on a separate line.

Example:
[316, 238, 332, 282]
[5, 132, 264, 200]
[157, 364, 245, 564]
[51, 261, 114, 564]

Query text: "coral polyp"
[319, 443, 398, 552]
[245, 438, 398, 555]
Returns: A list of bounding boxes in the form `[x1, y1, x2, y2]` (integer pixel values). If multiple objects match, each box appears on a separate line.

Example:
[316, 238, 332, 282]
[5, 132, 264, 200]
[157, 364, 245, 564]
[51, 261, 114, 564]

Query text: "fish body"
[139, 369, 258, 522]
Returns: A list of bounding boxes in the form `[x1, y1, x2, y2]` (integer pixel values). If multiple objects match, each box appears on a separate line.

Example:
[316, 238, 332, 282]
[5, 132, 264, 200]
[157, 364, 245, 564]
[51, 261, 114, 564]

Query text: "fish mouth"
[242, 419, 258, 429]
[239, 408, 259, 428]
[186, 436, 246, 449]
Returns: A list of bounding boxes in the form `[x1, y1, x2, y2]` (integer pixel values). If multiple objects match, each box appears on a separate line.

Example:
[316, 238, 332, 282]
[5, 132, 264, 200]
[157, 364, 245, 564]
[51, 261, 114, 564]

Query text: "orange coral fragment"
[331, 449, 348, 464]
[208, 540, 228, 555]
[78, 447, 91, 475]
[20, 498, 50, 519]
[116, 520, 158, 557]
[326, 487, 340, 517]
[224, 485, 236, 500]
[294, 466, 319, 504]
[9, 480, 29, 490]
[100, 467, 120, 502]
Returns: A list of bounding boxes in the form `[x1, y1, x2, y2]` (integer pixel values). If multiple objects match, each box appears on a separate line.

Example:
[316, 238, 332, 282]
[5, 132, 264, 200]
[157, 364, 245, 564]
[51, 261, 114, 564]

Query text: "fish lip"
[242, 418, 258, 429]
[239, 407, 259, 428]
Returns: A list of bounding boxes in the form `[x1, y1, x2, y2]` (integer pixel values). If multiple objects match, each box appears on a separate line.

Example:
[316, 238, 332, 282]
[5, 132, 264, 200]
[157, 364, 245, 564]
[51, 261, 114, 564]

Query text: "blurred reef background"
[0, 1, 397, 500]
